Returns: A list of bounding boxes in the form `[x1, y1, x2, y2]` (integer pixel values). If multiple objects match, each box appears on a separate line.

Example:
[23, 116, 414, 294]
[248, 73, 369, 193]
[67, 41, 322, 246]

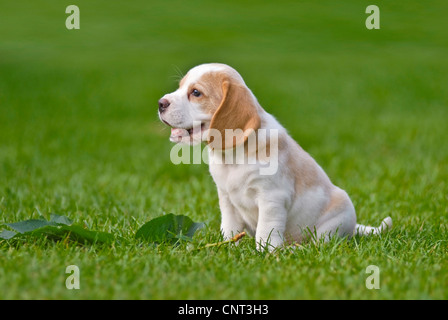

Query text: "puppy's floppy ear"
[208, 80, 261, 150]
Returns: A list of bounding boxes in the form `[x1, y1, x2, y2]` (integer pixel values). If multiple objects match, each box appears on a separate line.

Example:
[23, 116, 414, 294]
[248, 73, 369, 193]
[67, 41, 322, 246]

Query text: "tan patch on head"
[190, 72, 228, 114]
[177, 65, 261, 150]
[207, 76, 261, 150]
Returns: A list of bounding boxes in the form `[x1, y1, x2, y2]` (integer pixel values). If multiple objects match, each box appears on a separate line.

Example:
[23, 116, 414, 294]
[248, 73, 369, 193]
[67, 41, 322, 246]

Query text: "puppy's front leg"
[256, 198, 287, 251]
[218, 188, 245, 240]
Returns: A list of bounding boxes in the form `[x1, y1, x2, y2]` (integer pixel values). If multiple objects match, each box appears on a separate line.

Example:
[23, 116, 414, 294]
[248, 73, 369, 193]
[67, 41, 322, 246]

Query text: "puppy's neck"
[207, 110, 284, 166]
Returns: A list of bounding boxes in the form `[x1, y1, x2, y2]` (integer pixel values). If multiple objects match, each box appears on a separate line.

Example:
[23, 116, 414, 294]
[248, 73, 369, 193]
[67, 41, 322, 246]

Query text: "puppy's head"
[158, 63, 261, 149]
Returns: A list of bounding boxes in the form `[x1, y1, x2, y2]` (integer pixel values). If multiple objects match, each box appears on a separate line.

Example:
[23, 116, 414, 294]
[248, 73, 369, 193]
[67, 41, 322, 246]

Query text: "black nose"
[158, 98, 170, 113]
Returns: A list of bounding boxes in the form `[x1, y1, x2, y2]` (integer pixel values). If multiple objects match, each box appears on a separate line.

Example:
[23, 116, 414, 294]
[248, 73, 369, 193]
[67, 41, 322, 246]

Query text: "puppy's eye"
[191, 89, 201, 97]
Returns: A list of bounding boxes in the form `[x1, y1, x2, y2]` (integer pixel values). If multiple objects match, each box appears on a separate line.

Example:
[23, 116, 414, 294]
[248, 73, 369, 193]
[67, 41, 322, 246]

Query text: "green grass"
[1, 0, 447, 299]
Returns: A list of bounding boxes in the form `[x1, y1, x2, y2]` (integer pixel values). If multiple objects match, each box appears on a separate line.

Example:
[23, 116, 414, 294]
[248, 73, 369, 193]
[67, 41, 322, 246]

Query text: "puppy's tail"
[355, 217, 392, 236]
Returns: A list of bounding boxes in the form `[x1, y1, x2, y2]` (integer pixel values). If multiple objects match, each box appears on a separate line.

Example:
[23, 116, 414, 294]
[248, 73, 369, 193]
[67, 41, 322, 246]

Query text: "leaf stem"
[198, 232, 246, 250]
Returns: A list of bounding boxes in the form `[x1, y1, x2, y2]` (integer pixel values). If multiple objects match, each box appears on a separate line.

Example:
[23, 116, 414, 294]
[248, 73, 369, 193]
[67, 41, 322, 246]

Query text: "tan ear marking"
[208, 80, 261, 150]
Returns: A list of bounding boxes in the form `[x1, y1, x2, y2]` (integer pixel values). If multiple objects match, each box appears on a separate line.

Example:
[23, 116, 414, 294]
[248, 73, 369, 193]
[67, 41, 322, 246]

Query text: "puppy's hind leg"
[315, 189, 357, 242]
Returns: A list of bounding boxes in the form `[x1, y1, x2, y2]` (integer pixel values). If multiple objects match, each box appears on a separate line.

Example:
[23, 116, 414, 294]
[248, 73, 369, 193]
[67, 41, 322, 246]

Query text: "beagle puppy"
[158, 63, 392, 250]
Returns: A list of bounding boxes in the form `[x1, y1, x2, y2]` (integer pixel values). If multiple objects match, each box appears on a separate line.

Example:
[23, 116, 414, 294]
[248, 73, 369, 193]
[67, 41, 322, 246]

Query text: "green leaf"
[6, 218, 57, 233]
[135, 213, 204, 244]
[3, 214, 72, 234]
[0, 215, 116, 245]
[49, 214, 73, 226]
[0, 230, 17, 240]
[30, 225, 115, 244]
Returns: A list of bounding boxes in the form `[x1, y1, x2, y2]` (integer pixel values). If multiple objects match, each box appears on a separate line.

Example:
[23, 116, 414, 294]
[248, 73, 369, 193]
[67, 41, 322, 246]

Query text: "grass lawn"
[0, 0, 447, 299]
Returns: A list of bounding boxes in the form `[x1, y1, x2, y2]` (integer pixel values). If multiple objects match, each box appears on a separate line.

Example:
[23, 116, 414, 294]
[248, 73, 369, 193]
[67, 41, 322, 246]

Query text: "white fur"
[159, 63, 392, 251]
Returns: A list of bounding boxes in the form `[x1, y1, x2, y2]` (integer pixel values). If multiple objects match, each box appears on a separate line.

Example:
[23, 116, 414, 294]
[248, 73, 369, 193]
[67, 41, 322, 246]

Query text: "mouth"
[168, 122, 208, 144]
